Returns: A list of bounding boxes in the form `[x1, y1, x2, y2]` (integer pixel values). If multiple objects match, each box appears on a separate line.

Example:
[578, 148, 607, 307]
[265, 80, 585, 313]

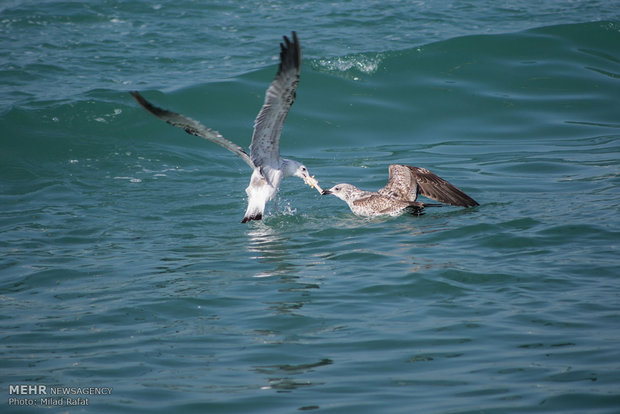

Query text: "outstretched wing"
[378, 164, 419, 201]
[249, 32, 301, 169]
[130, 91, 254, 169]
[380, 164, 479, 207]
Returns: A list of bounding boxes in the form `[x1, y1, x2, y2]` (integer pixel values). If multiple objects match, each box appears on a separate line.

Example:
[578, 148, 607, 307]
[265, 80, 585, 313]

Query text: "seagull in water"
[322, 164, 478, 217]
[130, 32, 321, 223]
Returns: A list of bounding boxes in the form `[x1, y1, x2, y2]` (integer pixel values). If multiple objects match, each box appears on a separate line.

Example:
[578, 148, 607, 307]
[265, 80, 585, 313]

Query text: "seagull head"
[321, 184, 360, 202]
[283, 159, 323, 193]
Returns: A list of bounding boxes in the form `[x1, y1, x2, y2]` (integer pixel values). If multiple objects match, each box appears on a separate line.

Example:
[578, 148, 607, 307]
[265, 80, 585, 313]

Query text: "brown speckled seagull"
[130, 32, 321, 223]
[322, 164, 478, 217]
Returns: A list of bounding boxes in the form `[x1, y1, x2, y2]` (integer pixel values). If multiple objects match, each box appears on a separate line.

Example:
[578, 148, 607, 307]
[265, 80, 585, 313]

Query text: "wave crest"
[311, 53, 382, 79]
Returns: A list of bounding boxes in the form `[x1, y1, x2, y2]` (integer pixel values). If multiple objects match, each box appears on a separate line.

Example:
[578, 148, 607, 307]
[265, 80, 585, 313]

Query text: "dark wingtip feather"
[404, 164, 479, 208]
[455, 192, 479, 208]
[129, 90, 166, 118]
[467, 198, 480, 207]
[278, 31, 301, 75]
[129, 90, 145, 105]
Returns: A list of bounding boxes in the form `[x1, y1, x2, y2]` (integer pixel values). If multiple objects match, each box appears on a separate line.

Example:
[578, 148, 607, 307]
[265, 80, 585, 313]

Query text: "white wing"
[249, 32, 301, 169]
[130, 91, 254, 169]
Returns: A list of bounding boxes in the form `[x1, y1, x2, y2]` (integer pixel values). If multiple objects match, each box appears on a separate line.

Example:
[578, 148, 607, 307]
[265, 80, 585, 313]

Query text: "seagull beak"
[321, 188, 332, 196]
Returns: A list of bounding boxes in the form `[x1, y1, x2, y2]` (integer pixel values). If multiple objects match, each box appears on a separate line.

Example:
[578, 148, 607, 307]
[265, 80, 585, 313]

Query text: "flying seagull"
[322, 164, 478, 217]
[130, 32, 321, 223]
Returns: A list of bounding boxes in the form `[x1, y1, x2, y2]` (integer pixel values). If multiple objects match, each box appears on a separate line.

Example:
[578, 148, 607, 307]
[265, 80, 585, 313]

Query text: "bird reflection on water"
[245, 221, 321, 315]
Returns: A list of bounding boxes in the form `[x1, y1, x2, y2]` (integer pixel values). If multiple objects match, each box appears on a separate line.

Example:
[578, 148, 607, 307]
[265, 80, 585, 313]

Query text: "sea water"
[1, 1, 620, 413]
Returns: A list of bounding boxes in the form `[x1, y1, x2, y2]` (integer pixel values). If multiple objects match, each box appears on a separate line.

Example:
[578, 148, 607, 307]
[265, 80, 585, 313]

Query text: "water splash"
[312, 53, 382, 80]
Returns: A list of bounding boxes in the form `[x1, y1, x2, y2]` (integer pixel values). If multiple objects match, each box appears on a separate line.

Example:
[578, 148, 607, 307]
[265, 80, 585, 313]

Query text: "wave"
[2, 20, 618, 162]
[307, 21, 620, 79]
[311, 53, 383, 80]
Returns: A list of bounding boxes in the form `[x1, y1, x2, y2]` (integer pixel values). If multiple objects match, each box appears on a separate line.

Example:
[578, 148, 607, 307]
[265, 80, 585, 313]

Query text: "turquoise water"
[2, 1, 620, 413]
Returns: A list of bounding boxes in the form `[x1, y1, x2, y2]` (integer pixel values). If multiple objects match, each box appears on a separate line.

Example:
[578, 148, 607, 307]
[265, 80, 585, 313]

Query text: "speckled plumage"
[323, 164, 478, 217]
[378, 164, 478, 207]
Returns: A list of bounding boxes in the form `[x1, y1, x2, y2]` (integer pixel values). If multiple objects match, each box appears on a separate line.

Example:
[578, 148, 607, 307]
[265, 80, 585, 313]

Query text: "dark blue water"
[1, 1, 620, 413]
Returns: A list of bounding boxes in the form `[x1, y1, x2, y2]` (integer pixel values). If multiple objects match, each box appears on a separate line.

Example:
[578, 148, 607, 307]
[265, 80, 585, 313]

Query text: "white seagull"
[131, 32, 321, 223]
[322, 164, 478, 217]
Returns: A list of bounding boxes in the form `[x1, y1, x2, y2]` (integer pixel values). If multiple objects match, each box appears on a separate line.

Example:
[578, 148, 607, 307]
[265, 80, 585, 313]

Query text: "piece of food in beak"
[304, 175, 323, 194]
